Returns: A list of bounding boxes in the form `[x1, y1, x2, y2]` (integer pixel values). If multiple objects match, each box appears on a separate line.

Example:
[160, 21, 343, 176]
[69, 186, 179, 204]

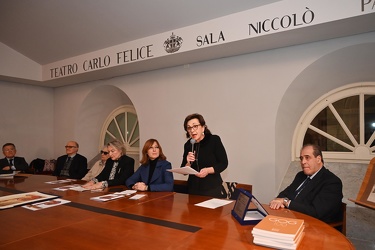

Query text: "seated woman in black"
[82, 140, 134, 190]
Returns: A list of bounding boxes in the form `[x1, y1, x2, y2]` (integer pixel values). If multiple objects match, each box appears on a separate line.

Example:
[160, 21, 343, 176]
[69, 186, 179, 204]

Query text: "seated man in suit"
[269, 144, 343, 223]
[53, 141, 88, 179]
[0, 143, 29, 173]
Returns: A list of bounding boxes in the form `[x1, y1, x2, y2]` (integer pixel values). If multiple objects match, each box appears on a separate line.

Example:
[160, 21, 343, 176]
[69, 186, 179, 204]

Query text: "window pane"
[303, 128, 351, 152]
[107, 119, 122, 140]
[127, 113, 137, 139]
[365, 95, 375, 148]
[130, 122, 140, 147]
[115, 113, 125, 140]
[305, 106, 353, 151]
[104, 133, 114, 145]
[332, 96, 359, 144]
[127, 112, 139, 147]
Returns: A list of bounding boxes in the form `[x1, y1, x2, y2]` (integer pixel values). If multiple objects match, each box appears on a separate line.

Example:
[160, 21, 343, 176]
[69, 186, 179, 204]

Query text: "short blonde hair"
[107, 139, 126, 154]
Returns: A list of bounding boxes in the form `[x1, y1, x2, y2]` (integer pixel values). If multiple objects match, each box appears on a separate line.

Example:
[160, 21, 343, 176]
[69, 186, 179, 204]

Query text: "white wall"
[1, 31, 375, 203]
[51, 31, 375, 202]
[0, 82, 54, 162]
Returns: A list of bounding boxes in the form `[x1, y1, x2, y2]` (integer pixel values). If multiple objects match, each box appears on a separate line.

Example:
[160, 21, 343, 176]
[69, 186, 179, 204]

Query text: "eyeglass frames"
[186, 124, 201, 132]
[100, 150, 109, 155]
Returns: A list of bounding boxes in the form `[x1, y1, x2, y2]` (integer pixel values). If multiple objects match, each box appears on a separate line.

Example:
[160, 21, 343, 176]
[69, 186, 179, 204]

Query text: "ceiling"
[1, 0, 374, 87]
[0, 0, 280, 65]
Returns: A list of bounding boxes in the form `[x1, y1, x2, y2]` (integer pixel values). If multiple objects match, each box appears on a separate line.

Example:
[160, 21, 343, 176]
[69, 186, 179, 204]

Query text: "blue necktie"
[294, 177, 311, 199]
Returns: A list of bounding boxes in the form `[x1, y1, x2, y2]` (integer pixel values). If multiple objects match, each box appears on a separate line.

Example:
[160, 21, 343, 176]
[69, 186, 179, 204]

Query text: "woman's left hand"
[87, 182, 103, 190]
[196, 167, 213, 178]
[133, 182, 148, 191]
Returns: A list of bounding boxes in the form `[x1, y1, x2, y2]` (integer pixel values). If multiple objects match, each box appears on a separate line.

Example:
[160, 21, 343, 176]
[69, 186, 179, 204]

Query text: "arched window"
[100, 105, 139, 164]
[293, 82, 375, 163]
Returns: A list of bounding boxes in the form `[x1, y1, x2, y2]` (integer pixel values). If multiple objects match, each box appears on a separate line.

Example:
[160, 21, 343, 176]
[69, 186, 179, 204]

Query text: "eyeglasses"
[186, 124, 200, 132]
[100, 150, 109, 155]
[65, 146, 77, 149]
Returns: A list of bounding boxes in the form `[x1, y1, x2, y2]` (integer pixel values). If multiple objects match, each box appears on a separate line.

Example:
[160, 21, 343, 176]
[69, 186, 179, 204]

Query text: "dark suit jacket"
[277, 166, 343, 223]
[126, 160, 174, 192]
[53, 154, 88, 179]
[96, 155, 134, 186]
[0, 157, 28, 173]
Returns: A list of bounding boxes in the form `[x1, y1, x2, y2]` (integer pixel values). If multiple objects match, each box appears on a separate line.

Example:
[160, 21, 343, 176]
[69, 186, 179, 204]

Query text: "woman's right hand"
[82, 181, 94, 188]
[186, 151, 195, 164]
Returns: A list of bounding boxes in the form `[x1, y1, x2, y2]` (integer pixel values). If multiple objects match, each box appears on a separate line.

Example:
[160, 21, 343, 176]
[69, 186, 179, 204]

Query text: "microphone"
[189, 138, 196, 165]
[190, 138, 196, 152]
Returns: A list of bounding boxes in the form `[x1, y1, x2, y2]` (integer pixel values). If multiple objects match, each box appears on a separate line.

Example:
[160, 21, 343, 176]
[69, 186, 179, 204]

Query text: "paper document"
[244, 210, 265, 221]
[22, 198, 71, 211]
[114, 190, 137, 196]
[0, 172, 16, 179]
[53, 184, 81, 191]
[45, 179, 75, 184]
[194, 198, 233, 209]
[167, 166, 198, 175]
[129, 194, 146, 200]
[69, 185, 90, 192]
[90, 194, 124, 202]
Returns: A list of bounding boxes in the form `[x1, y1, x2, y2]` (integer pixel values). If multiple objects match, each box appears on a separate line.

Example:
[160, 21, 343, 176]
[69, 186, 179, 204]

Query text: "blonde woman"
[83, 140, 134, 190]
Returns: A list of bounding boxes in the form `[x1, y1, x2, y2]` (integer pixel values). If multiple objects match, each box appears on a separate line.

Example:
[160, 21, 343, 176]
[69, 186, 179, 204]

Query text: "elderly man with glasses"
[53, 141, 88, 179]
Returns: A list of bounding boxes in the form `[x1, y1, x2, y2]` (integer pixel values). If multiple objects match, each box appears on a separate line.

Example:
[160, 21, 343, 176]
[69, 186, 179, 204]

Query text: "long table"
[0, 174, 354, 249]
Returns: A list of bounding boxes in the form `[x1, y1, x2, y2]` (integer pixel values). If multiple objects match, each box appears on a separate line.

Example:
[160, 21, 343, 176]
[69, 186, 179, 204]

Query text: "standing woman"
[181, 113, 228, 198]
[126, 139, 173, 192]
[83, 140, 134, 190]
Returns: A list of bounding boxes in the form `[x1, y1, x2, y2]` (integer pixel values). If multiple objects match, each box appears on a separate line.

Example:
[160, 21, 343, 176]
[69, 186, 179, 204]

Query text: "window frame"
[293, 82, 375, 163]
[99, 105, 139, 156]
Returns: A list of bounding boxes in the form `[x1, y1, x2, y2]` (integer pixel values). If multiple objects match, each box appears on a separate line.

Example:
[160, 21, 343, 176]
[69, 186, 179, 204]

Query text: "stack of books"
[252, 215, 305, 250]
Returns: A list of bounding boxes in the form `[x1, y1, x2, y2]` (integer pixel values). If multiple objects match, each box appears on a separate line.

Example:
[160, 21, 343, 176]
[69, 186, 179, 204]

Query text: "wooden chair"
[328, 202, 347, 235]
[222, 182, 253, 200]
[236, 183, 253, 193]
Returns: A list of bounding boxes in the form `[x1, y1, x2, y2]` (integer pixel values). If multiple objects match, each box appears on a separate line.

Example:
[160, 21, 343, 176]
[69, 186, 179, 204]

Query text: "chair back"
[328, 202, 347, 235]
[222, 182, 252, 200]
[173, 180, 253, 200]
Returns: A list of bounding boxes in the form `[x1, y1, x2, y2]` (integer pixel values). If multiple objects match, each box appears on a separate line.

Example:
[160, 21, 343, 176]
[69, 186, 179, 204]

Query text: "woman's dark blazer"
[126, 160, 173, 191]
[96, 155, 134, 186]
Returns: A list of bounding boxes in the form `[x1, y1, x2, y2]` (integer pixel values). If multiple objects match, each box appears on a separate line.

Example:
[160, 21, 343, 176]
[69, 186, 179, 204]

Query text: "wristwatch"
[283, 197, 290, 208]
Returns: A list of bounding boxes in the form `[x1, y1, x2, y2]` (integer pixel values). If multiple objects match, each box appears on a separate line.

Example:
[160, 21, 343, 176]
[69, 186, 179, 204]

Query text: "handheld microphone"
[189, 138, 196, 165]
[190, 138, 196, 152]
